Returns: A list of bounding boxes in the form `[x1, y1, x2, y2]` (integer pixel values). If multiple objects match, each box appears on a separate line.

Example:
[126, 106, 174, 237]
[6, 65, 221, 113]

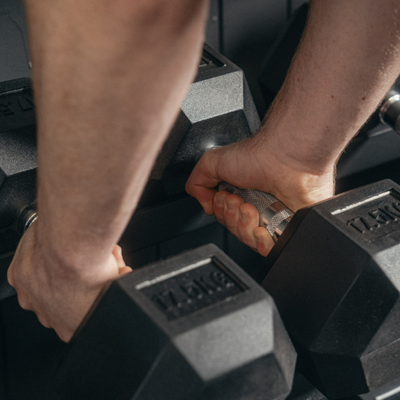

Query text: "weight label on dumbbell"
[333, 190, 400, 242]
[0, 88, 35, 133]
[138, 258, 246, 320]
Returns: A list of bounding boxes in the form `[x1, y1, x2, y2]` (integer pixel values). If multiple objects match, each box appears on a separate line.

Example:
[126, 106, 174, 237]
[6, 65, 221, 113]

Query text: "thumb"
[186, 150, 221, 215]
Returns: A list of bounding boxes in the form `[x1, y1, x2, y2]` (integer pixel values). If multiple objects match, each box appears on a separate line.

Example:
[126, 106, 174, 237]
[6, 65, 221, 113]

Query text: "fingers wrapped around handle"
[218, 182, 294, 243]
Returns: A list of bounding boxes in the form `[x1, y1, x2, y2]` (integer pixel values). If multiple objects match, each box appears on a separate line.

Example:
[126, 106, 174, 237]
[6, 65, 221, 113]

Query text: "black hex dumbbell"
[221, 179, 400, 398]
[52, 244, 297, 400]
[0, 78, 36, 251]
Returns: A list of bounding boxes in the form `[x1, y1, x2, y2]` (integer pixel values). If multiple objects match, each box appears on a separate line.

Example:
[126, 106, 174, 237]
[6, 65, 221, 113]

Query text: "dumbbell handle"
[218, 182, 294, 243]
[379, 87, 400, 133]
[18, 206, 38, 235]
[18, 185, 293, 241]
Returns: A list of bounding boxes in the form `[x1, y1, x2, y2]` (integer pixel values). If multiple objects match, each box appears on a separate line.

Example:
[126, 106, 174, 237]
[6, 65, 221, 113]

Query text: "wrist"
[256, 96, 342, 178]
[248, 134, 336, 210]
[33, 218, 108, 287]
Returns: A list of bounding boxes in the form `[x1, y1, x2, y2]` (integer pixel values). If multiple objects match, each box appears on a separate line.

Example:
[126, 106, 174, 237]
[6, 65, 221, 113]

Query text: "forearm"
[259, 0, 400, 175]
[186, 0, 400, 258]
[26, 0, 209, 276]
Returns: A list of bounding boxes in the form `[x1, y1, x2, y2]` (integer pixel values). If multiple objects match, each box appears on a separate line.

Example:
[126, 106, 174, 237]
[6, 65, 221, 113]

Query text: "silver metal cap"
[218, 182, 293, 243]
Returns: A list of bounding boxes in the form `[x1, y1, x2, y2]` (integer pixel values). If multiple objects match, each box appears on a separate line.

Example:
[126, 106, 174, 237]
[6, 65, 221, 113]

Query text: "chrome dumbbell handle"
[218, 182, 294, 243]
[18, 206, 38, 235]
[379, 88, 400, 134]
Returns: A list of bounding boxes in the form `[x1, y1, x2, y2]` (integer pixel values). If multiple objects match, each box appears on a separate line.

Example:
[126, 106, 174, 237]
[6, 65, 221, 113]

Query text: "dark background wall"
[205, 0, 309, 116]
[0, 0, 31, 81]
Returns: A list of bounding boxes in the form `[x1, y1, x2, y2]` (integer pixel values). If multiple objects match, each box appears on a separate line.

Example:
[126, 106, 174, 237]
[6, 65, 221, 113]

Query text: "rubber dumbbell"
[51, 244, 296, 400]
[219, 179, 400, 399]
[150, 43, 259, 183]
[380, 86, 400, 134]
[0, 78, 36, 248]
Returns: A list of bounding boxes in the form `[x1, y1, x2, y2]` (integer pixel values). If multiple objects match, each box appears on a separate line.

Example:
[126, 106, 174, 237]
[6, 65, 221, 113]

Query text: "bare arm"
[263, 0, 400, 176]
[186, 0, 400, 255]
[8, 0, 209, 341]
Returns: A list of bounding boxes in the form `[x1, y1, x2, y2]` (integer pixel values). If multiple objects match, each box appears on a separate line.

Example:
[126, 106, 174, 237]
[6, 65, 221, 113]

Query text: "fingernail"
[240, 210, 249, 223]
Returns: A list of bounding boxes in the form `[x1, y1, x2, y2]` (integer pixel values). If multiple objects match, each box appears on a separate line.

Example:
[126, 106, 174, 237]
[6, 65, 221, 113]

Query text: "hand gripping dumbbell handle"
[218, 182, 294, 243]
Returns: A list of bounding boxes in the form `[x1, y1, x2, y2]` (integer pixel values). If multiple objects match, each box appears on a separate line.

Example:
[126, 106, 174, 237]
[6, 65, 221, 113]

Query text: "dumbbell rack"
[1, 1, 400, 399]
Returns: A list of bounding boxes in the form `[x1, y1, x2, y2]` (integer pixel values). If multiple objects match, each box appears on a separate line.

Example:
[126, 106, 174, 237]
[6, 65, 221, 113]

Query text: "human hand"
[186, 137, 335, 256]
[7, 224, 132, 342]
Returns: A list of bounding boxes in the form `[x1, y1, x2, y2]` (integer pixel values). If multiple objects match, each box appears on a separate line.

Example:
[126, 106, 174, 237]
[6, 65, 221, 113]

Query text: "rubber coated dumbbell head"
[150, 44, 259, 181]
[53, 244, 296, 400]
[0, 78, 36, 254]
[263, 179, 400, 399]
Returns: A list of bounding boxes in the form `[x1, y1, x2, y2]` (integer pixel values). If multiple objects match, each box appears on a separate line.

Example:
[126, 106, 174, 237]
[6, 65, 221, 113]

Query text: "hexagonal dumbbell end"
[150, 44, 259, 181]
[263, 179, 400, 398]
[52, 244, 296, 400]
[0, 78, 37, 253]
